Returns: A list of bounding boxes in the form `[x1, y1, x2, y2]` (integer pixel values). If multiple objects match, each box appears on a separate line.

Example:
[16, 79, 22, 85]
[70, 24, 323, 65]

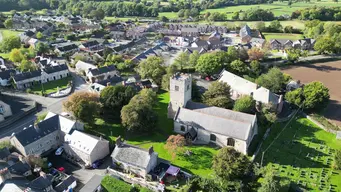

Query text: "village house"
[89, 76, 123, 93]
[239, 25, 252, 43]
[55, 43, 79, 56]
[168, 73, 258, 154]
[111, 136, 158, 179]
[269, 39, 293, 50]
[63, 130, 110, 166]
[0, 69, 16, 86]
[79, 40, 103, 52]
[0, 100, 12, 122]
[10, 112, 84, 156]
[219, 69, 283, 113]
[250, 38, 266, 48]
[75, 60, 97, 75]
[87, 65, 119, 83]
[292, 39, 316, 50]
[13, 64, 69, 89]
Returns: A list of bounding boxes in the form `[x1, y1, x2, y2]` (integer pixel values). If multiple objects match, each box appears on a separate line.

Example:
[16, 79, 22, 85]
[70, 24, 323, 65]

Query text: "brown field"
[282, 61, 341, 127]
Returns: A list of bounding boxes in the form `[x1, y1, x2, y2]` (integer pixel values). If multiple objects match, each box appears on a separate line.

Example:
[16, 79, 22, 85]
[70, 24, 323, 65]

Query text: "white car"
[55, 147, 64, 156]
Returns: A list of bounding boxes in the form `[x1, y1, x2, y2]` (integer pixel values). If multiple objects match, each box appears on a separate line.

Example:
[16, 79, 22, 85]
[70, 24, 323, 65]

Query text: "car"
[55, 147, 64, 156]
[92, 159, 104, 169]
[57, 167, 65, 172]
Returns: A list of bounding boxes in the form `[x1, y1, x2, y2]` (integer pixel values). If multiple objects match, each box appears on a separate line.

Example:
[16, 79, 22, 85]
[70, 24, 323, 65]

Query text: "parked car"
[55, 147, 64, 156]
[57, 167, 65, 172]
[92, 159, 104, 169]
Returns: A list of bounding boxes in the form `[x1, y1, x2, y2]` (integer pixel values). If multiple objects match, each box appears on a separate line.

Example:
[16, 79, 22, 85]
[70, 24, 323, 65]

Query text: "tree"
[9, 48, 24, 63]
[178, 9, 185, 18]
[195, 53, 223, 76]
[285, 88, 304, 107]
[286, 49, 301, 62]
[160, 16, 169, 22]
[233, 95, 255, 114]
[203, 81, 232, 109]
[136, 56, 165, 85]
[254, 21, 266, 31]
[247, 47, 265, 61]
[63, 92, 100, 123]
[0, 36, 21, 53]
[90, 9, 105, 20]
[284, 25, 294, 33]
[100, 85, 136, 116]
[303, 81, 330, 111]
[35, 42, 49, 55]
[333, 150, 341, 170]
[250, 60, 261, 76]
[268, 20, 282, 32]
[227, 46, 239, 63]
[25, 155, 48, 169]
[256, 68, 286, 93]
[4, 18, 13, 29]
[213, 147, 251, 181]
[314, 36, 335, 54]
[165, 134, 186, 159]
[36, 31, 43, 39]
[173, 52, 188, 70]
[18, 60, 37, 72]
[188, 50, 200, 67]
[230, 59, 249, 76]
[121, 90, 158, 132]
[261, 104, 277, 123]
[258, 167, 280, 192]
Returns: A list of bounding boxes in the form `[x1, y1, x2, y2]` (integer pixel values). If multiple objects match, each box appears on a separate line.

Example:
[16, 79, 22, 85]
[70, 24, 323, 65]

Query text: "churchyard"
[257, 116, 341, 191]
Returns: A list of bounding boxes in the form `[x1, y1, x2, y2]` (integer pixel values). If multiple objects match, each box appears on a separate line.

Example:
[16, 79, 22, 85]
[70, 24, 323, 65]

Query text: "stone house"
[63, 130, 110, 166]
[219, 69, 283, 113]
[168, 73, 258, 154]
[0, 100, 12, 122]
[87, 65, 119, 83]
[13, 64, 69, 89]
[239, 25, 252, 43]
[292, 39, 316, 50]
[270, 39, 293, 50]
[111, 137, 158, 179]
[10, 112, 84, 156]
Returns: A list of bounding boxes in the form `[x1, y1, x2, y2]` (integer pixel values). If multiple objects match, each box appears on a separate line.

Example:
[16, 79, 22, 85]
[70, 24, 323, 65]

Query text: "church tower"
[167, 73, 192, 118]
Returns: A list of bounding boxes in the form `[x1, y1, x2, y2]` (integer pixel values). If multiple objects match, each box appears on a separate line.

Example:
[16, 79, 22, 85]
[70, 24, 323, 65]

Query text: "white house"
[0, 100, 12, 122]
[111, 137, 158, 179]
[219, 69, 283, 113]
[75, 60, 97, 75]
[168, 73, 258, 154]
[63, 130, 110, 166]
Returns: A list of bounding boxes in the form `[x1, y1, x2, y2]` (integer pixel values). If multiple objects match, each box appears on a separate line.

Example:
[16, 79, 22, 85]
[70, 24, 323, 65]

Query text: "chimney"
[115, 136, 122, 147]
[148, 146, 154, 155]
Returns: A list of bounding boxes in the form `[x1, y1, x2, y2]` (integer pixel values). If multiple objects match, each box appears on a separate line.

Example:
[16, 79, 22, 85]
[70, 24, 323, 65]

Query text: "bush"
[26, 88, 32, 93]
[101, 175, 131, 192]
[0, 141, 12, 150]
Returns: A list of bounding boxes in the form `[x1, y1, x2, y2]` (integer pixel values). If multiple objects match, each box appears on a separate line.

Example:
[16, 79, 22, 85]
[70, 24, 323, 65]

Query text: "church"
[167, 73, 258, 154]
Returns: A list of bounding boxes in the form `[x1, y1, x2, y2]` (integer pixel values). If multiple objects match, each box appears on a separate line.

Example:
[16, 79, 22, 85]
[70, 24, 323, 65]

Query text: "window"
[180, 125, 186, 132]
[175, 86, 179, 91]
[210, 134, 216, 141]
[227, 138, 235, 147]
[56, 136, 59, 140]
[187, 84, 190, 91]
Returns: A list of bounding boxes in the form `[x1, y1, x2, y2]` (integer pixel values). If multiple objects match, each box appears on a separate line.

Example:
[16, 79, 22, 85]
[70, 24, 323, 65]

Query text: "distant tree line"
[292, 7, 341, 21]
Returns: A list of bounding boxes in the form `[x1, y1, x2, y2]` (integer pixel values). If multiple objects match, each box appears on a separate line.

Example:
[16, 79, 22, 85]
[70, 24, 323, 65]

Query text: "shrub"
[26, 88, 32, 93]
[101, 175, 131, 192]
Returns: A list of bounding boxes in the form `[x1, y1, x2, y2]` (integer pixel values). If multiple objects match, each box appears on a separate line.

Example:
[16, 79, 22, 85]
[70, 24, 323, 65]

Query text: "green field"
[31, 76, 72, 95]
[88, 91, 218, 177]
[256, 117, 341, 191]
[0, 29, 21, 39]
[263, 32, 304, 40]
[203, 0, 341, 18]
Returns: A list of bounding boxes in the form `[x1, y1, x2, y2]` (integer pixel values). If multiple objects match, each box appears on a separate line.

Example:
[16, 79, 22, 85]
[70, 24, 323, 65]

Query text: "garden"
[30, 76, 72, 95]
[86, 91, 218, 177]
[256, 116, 341, 191]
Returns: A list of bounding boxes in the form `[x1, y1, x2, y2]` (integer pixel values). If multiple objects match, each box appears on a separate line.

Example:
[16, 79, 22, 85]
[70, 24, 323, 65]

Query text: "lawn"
[263, 32, 304, 40]
[30, 76, 72, 95]
[87, 91, 218, 177]
[256, 116, 341, 191]
[0, 29, 21, 39]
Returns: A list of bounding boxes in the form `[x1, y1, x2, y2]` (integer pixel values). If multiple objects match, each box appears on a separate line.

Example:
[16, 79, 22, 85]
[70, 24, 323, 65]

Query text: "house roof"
[13, 115, 60, 147]
[111, 143, 157, 169]
[96, 76, 123, 87]
[64, 130, 108, 155]
[0, 69, 15, 80]
[176, 102, 256, 141]
[79, 174, 103, 192]
[193, 40, 209, 47]
[43, 64, 68, 74]
[81, 40, 100, 48]
[0, 148, 10, 159]
[13, 70, 41, 82]
[44, 112, 82, 134]
[29, 174, 53, 191]
[8, 161, 31, 176]
[181, 27, 199, 33]
[54, 175, 77, 192]
[219, 69, 280, 104]
[56, 43, 78, 52]
[88, 65, 117, 76]
[239, 25, 251, 38]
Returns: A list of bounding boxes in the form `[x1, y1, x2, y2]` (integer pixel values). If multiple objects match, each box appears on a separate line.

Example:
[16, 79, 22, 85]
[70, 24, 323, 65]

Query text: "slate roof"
[193, 40, 209, 47]
[96, 76, 123, 86]
[239, 25, 251, 38]
[56, 43, 78, 52]
[54, 175, 77, 192]
[8, 161, 31, 175]
[0, 148, 10, 160]
[13, 115, 60, 146]
[13, 70, 41, 82]
[29, 174, 53, 191]
[0, 69, 15, 80]
[175, 102, 256, 141]
[81, 40, 100, 48]
[79, 174, 103, 192]
[88, 65, 117, 76]
[44, 112, 83, 134]
[43, 64, 68, 74]
[111, 144, 157, 169]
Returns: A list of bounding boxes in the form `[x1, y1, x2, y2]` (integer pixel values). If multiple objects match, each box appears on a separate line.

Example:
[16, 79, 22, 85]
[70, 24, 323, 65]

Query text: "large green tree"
[0, 36, 21, 53]
[136, 56, 165, 85]
[213, 147, 251, 181]
[233, 95, 255, 114]
[203, 81, 232, 109]
[302, 81, 330, 111]
[230, 59, 249, 76]
[173, 52, 188, 70]
[121, 89, 158, 132]
[258, 167, 280, 192]
[195, 53, 223, 76]
[256, 68, 286, 93]
[18, 60, 37, 72]
[188, 50, 200, 67]
[4, 18, 13, 29]
[100, 85, 136, 116]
